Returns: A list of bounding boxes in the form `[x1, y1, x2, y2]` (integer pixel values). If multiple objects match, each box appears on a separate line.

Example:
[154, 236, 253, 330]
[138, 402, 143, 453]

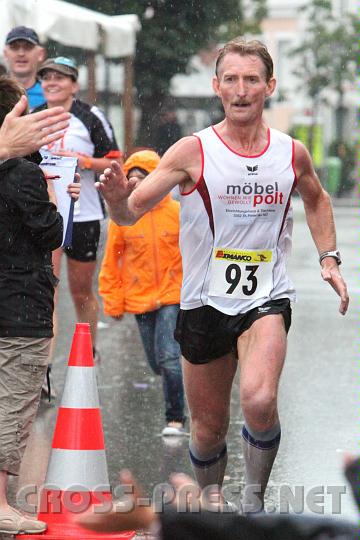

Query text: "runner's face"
[41, 71, 78, 107]
[212, 53, 276, 125]
[4, 41, 44, 79]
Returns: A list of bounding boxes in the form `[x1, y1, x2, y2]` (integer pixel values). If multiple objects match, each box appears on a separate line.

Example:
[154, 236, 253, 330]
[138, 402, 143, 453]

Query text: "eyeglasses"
[41, 72, 70, 82]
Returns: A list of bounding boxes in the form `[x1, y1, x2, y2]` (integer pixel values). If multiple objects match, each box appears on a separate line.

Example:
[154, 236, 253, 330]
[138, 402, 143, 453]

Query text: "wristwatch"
[319, 250, 341, 265]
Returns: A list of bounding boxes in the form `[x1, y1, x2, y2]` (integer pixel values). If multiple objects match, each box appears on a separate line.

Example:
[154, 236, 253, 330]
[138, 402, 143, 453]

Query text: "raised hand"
[96, 161, 138, 225]
[96, 161, 137, 204]
[0, 96, 70, 159]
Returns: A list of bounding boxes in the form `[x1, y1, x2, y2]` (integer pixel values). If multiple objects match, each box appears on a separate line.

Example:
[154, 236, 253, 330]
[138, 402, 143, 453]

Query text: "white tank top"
[179, 126, 297, 315]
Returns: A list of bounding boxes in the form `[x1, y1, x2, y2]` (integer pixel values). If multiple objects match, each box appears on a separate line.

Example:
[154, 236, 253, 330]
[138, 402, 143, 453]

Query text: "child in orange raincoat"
[99, 150, 185, 436]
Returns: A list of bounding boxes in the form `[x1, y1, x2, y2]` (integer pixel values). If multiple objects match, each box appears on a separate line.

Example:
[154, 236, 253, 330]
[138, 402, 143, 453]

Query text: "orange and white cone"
[19, 323, 135, 539]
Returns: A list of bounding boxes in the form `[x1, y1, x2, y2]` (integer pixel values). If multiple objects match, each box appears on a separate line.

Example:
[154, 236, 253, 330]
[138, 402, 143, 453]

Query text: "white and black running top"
[35, 99, 121, 222]
[179, 126, 297, 315]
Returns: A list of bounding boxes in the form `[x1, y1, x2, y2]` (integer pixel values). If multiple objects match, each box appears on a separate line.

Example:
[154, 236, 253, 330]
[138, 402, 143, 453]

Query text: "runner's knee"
[191, 416, 229, 451]
[241, 385, 278, 430]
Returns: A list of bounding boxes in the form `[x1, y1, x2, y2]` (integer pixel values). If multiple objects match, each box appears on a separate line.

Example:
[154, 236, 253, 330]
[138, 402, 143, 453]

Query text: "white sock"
[241, 422, 281, 513]
[189, 440, 228, 489]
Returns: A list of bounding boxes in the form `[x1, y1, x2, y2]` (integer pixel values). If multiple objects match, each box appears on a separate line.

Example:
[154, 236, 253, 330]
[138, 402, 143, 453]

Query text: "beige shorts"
[0, 336, 50, 475]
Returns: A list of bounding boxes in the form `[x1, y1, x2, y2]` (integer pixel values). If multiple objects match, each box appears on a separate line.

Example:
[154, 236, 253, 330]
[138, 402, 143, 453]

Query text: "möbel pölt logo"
[215, 249, 272, 262]
[226, 181, 284, 207]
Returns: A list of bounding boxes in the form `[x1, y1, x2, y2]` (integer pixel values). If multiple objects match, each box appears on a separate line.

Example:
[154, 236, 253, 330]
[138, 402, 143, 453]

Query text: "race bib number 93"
[208, 248, 274, 299]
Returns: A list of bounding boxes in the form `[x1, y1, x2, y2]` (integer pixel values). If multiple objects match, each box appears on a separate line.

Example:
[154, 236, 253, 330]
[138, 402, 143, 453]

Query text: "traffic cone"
[19, 323, 135, 539]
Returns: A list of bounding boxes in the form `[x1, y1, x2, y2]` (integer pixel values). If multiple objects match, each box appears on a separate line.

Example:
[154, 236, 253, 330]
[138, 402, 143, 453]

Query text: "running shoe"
[222, 499, 239, 513]
[202, 494, 240, 513]
[162, 421, 187, 436]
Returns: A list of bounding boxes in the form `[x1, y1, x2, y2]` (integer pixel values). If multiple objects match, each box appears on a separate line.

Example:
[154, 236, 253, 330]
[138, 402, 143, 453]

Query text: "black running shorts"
[174, 298, 291, 365]
[63, 220, 100, 262]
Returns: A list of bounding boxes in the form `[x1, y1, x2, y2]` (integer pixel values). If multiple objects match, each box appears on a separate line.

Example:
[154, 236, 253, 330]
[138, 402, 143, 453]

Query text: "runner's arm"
[294, 139, 349, 315]
[97, 136, 201, 225]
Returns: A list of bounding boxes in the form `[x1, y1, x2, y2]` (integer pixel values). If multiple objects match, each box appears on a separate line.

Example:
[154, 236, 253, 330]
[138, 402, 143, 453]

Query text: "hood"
[124, 150, 160, 176]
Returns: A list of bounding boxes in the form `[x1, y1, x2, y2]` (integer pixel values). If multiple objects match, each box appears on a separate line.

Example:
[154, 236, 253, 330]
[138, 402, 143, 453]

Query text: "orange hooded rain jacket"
[98, 150, 182, 317]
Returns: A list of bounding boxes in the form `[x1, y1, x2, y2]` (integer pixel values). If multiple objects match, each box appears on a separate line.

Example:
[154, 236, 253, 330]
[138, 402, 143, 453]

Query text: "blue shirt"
[27, 80, 46, 110]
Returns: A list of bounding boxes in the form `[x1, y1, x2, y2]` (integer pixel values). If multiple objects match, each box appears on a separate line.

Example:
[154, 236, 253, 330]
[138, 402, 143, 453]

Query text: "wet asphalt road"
[8, 198, 358, 534]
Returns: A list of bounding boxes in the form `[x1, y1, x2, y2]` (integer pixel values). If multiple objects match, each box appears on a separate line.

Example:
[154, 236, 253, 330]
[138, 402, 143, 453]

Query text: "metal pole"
[104, 58, 110, 117]
[123, 55, 134, 156]
[87, 51, 96, 104]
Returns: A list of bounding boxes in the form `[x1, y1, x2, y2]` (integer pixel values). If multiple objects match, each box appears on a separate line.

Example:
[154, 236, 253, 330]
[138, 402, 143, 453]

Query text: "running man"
[95, 38, 349, 512]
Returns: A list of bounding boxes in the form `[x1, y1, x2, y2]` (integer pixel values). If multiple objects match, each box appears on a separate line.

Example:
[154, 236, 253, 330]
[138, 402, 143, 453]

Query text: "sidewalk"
[331, 196, 358, 207]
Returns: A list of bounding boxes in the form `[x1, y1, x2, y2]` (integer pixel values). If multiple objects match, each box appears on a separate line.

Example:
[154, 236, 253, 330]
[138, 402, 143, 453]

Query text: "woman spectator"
[34, 57, 122, 366]
[99, 150, 186, 436]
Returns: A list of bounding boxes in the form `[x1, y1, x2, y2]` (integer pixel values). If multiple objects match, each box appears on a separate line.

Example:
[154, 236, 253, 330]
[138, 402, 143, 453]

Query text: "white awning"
[0, 0, 140, 58]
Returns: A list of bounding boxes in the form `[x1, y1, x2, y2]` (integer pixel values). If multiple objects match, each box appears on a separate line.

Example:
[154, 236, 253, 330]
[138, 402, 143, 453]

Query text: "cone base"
[17, 491, 135, 539]
[17, 525, 135, 539]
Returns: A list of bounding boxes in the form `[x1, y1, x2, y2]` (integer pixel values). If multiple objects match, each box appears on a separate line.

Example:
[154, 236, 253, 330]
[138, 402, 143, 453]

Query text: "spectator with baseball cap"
[34, 55, 122, 374]
[37, 56, 78, 81]
[3, 26, 46, 110]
